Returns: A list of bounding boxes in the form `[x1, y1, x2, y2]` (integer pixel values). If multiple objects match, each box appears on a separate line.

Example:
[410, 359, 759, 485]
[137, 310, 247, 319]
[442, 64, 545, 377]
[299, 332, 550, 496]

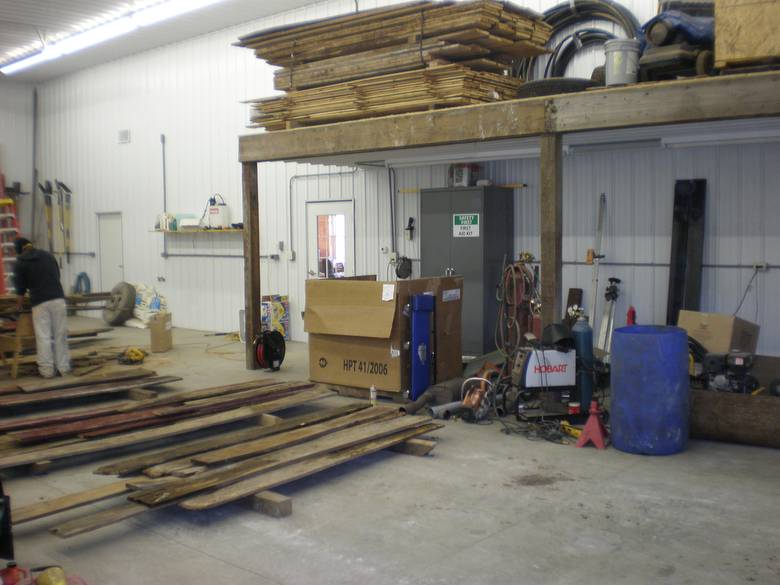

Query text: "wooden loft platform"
[240, 71, 780, 163]
[239, 71, 780, 368]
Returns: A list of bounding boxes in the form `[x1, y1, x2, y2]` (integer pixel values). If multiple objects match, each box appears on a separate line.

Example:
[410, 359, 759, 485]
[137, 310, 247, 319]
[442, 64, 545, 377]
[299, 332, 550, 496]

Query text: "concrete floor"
[4, 317, 779, 585]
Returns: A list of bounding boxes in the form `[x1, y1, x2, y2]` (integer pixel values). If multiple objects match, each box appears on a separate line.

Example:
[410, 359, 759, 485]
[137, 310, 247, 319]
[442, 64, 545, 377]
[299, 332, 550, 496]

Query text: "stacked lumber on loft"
[250, 65, 522, 130]
[238, 0, 551, 130]
[0, 377, 328, 471]
[10, 400, 440, 537]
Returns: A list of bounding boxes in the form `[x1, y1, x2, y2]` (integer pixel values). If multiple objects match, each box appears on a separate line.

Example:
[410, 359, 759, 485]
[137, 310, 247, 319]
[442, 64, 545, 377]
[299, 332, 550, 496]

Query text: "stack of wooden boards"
[715, 0, 780, 70]
[0, 374, 332, 471]
[9, 396, 440, 538]
[238, 0, 551, 130]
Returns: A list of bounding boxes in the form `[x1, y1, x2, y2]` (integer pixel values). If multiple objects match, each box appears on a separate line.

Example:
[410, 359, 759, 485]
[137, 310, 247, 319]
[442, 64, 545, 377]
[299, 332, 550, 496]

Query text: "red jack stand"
[576, 401, 609, 449]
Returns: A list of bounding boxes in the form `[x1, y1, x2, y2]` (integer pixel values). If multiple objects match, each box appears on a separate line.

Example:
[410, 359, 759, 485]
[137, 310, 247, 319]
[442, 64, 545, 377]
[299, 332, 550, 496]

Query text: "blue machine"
[410, 294, 434, 400]
[611, 325, 689, 455]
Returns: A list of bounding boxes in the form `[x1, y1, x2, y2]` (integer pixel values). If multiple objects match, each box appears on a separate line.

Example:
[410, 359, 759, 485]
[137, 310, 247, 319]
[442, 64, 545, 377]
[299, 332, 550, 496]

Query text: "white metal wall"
[0, 80, 34, 234]
[34, 0, 780, 354]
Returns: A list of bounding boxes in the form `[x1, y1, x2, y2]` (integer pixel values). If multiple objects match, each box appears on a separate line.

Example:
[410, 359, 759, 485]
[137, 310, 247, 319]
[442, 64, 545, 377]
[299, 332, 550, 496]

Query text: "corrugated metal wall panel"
[0, 81, 34, 235]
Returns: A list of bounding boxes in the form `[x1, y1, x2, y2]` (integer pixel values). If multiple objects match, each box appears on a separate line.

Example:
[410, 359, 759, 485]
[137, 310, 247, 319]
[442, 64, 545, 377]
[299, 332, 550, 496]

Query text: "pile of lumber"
[250, 64, 522, 130]
[10, 397, 440, 538]
[0, 293, 112, 317]
[0, 376, 329, 471]
[239, 0, 551, 130]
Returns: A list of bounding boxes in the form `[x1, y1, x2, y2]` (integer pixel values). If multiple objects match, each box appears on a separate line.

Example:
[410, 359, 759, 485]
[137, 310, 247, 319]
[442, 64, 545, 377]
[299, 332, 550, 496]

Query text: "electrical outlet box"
[389, 252, 398, 263]
[287, 250, 296, 261]
[753, 262, 769, 272]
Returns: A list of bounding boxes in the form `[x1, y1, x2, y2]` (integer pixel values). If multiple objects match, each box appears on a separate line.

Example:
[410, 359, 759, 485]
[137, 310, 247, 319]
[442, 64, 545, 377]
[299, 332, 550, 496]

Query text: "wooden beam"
[548, 71, 780, 133]
[238, 72, 780, 163]
[245, 490, 292, 517]
[240, 99, 547, 162]
[242, 161, 261, 370]
[539, 133, 563, 327]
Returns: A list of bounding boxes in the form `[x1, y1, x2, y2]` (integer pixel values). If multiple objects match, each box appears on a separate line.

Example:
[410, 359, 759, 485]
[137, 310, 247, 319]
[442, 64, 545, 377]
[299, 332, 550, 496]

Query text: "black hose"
[517, 0, 642, 80]
[545, 29, 617, 78]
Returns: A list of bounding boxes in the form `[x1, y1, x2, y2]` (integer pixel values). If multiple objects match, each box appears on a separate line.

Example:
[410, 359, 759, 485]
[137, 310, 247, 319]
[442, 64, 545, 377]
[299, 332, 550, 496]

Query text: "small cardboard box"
[149, 312, 173, 353]
[304, 277, 463, 392]
[677, 310, 759, 353]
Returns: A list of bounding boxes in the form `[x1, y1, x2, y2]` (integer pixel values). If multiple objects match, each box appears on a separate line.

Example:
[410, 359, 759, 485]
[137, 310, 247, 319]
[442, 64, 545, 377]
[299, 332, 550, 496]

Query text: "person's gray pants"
[32, 298, 71, 377]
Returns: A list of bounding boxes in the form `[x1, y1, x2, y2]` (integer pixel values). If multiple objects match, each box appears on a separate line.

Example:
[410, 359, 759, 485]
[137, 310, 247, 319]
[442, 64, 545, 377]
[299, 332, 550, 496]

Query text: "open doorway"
[306, 200, 354, 278]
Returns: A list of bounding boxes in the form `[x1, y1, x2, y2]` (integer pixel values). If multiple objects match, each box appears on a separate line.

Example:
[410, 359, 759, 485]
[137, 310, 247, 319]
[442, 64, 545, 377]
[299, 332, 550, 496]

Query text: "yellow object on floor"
[36, 567, 67, 585]
[560, 420, 582, 439]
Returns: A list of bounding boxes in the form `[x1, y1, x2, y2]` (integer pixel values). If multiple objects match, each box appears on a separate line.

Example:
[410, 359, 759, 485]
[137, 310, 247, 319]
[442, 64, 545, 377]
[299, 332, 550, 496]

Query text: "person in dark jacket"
[13, 238, 70, 378]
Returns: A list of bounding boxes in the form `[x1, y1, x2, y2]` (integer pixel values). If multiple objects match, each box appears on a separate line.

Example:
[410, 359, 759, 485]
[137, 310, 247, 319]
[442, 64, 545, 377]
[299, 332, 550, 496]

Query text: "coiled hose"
[516, 0, 642, 80]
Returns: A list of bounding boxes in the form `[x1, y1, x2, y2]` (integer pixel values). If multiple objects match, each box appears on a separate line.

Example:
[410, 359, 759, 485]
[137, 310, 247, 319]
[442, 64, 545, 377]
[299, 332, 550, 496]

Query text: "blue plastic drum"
[610, 325, 690, 455]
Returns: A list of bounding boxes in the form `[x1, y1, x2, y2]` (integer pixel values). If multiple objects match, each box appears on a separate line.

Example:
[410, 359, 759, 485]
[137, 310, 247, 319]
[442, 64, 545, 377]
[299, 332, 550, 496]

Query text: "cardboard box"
[149, 312, 173, 353]
[715, 0, 780, 68]
[305, 277, 463, 392]
[677, 310, 759, 354]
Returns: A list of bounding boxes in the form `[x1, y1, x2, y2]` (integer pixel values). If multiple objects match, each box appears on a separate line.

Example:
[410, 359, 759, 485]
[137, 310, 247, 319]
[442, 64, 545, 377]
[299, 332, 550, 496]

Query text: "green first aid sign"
[453, 213, 480, 238]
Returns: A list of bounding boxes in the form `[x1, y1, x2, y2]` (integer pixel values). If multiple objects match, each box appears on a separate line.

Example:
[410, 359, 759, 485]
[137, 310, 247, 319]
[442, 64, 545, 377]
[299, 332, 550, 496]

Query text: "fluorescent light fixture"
[132, 0, 225, 27]
[662, 131, 780, 149]
[55, 17, 138, 55]
[1, 0, 226, 75]
[564, 139, 662, 155]
[385, 148, 540, 168]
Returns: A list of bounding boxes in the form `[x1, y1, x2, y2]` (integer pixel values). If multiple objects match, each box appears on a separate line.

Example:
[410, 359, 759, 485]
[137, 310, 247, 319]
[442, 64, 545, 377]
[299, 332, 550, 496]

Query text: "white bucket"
[604, 39, 641, 86]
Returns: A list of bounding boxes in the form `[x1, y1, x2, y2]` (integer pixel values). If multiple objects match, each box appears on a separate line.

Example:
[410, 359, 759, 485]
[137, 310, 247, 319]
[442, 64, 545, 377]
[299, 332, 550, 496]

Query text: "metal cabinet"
[420, 186, 514, 356]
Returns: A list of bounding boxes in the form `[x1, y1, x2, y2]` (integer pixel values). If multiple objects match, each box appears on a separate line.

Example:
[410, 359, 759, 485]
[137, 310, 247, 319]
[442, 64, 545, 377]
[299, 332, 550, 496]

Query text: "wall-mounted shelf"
[152, 229, 243, 234]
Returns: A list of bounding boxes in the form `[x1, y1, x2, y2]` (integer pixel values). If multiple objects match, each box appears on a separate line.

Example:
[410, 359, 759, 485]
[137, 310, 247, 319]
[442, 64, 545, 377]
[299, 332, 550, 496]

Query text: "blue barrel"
[611, 325, 689, 455]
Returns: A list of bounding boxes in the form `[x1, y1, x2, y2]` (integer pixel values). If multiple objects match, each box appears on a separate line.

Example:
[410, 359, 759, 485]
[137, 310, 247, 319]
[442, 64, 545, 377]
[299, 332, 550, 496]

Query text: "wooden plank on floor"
[17, 368, 156, 393]
[182, 423, 441, 511]
[50, 501, 150, 539]
[13, 480, 132, 524]
[0, 387, 332, 470]
[96, 403, 368, 476]
[191, 406, 398, 466]
[51, 423, 440, 537]
[130, 415, 435, 507]
[0, 376, 182, 408]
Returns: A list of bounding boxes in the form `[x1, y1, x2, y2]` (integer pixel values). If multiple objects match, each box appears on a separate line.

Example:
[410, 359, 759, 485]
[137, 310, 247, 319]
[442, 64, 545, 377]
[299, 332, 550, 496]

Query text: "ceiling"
[0, 0, 313, 83]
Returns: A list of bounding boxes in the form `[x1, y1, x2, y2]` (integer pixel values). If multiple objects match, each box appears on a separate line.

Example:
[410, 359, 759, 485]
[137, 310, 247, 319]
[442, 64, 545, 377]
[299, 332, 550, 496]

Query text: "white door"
[98, 212, 125, 289]
[306, 201, 355, 278]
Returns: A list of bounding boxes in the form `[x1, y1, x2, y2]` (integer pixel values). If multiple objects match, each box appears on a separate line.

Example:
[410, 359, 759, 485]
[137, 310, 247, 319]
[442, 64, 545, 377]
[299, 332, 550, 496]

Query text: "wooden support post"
[539, 133, 563, 327]
[258, 413, 283, 427]
[245, 490, 292, 518]
[30, 460, 52, 475]
[128, 388, 158, 401]
[389, 438, 437, 457]
[242, 161, 261, 370]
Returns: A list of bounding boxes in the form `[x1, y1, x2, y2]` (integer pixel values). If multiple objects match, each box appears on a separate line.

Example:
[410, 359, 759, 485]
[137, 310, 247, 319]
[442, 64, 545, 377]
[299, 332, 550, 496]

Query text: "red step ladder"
[0, 175, 20, 295]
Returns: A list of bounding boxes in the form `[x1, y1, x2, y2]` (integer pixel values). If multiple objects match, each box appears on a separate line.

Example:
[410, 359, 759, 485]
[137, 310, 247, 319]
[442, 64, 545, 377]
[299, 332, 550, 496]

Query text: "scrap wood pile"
[238, 0, 552, 130]
[8, 395, 440, 538]
[0, 293, 112, 317]
[0, 374, 331, 470]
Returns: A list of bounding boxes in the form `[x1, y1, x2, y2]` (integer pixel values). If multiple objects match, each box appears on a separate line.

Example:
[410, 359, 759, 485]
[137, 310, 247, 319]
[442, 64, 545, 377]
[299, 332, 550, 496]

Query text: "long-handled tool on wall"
[587, 193, 607, 324]
[38, 180, 55, 254]
[55, 180, 72, 263]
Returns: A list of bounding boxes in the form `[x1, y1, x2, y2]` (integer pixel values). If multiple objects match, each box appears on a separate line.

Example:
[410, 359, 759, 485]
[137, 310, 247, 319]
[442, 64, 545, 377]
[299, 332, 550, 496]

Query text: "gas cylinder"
[572, 316, 595, 412]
